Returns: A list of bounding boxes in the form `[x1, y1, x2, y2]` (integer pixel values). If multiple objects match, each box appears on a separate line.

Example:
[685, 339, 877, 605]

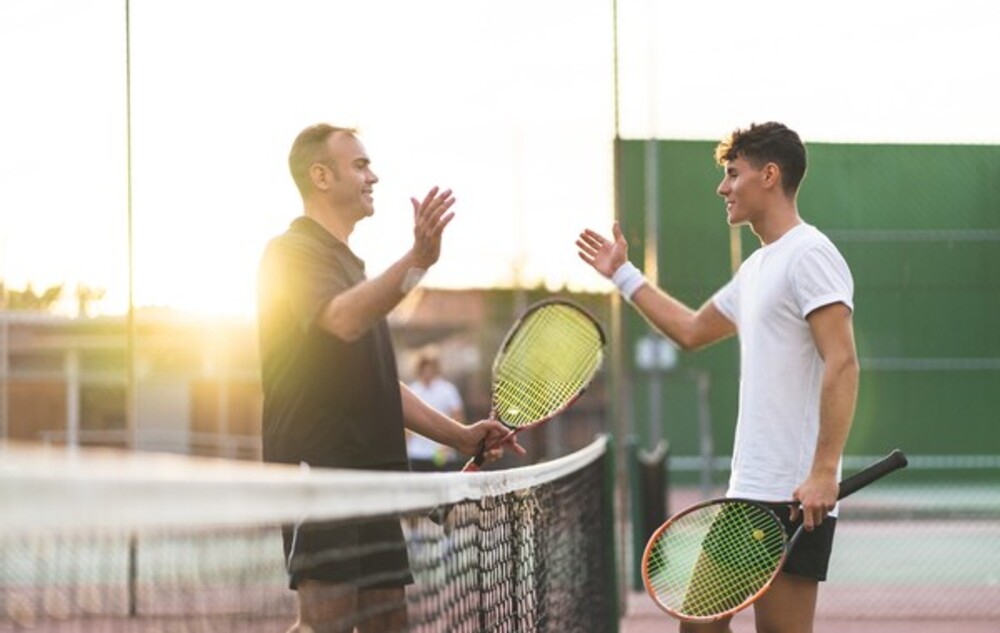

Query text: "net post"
[627, 436, 671, 592]
[127, 533, 138, 617]
[625, 435, 643, 590]
[601, 432, 622, 633]
[639, 442, 669, 540]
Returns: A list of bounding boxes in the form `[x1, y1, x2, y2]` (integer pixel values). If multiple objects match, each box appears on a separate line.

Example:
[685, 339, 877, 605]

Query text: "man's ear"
[761, 162, 782, 190]
[310, 163, 332, 191]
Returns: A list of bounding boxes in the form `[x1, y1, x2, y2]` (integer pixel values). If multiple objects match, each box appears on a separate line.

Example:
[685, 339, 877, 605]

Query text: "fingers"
[793, 476, 837, 532]
[480, 433, 525, 463]
[486, 424, 514, 448]
[481, 446, 505, 462]
[413, 187, 455, 228]
[575, 240, 597, 266]
[792, 500, 829, 532]
[790, 504, 819, 532]
[507, 435, 526, 456]
[802, 508, 816, 532]
[470, 421, 525, 464]
[578, 228, 610, 250]
[417, 186, 439, 212]
[576, 228, 611, 263]
[410, 187, 455, 268]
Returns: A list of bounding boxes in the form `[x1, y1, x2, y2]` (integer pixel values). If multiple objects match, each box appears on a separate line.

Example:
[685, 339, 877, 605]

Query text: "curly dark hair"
[714, 122, 807, 196]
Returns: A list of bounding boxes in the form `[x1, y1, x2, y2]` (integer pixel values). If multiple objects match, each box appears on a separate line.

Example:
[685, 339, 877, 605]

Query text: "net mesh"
[643, 501, 785, 619]
[0, 436, 615, 632]
[492, 302, 603, 428]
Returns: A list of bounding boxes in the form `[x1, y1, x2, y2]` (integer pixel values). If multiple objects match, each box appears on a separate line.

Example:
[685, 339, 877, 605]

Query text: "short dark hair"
[288, 124, 357, 198]
[714, 122, 807, 195]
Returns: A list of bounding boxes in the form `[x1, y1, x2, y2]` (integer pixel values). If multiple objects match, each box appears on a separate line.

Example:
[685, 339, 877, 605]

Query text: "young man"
[577, 122, 859, 633]
[258, 124, 521, 633]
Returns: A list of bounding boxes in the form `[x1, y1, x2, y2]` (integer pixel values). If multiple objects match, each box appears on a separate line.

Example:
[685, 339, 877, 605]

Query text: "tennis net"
[0, 435, 617, 632]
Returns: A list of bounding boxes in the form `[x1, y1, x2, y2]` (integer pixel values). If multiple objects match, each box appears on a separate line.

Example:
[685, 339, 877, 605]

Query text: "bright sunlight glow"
[1, 0, 998, 317]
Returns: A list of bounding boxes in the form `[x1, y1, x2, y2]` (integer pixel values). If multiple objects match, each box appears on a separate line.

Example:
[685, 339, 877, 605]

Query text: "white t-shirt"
[407, 378, 464, 460]
[712, 223, 854, 507]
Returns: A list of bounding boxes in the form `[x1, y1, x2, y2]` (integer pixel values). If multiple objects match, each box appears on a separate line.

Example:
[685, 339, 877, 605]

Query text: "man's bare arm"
[576, 222, 736, 350]
[794, 302, 860, 529]
[630, 287, 737, 351]
[318, 188, 454, 341]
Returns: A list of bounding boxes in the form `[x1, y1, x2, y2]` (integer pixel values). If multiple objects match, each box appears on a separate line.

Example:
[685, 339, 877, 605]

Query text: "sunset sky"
[1, 0, 997, 316]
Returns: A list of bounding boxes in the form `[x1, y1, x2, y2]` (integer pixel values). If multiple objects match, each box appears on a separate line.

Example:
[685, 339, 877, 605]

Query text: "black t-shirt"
[257, 216, 409, 471]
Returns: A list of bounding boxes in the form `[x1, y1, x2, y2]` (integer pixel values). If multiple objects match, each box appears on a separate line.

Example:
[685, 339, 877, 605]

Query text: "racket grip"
[469, 437, 488, 469]
[837, 449, 908, 500]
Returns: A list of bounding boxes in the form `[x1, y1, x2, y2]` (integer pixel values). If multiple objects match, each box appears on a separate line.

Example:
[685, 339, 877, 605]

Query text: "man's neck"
[750, 200, 802, 245]
[303, 200, 354, 244]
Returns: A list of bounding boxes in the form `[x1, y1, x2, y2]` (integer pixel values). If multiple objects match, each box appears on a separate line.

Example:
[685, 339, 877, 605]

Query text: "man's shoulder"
[782, 224, 844, 262]
[263, 217, 354, 267]
[267, 217, 322, 250]
[784, 223, 828, 246]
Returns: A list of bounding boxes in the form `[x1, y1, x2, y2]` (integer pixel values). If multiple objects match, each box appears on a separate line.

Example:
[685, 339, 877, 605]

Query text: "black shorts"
[282, 517, 414, 590]
[766, 503, 837, 581]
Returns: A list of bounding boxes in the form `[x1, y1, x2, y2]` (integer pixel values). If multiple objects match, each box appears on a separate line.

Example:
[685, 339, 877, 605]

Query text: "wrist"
[810, 462, 839, 476]
[611, 261, 645, 300]
[400, 267, 426, 294]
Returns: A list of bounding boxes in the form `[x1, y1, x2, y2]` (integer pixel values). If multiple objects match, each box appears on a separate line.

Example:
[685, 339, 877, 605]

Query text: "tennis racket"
[428, 298, 605, 525]
[642, 449, 908, 622]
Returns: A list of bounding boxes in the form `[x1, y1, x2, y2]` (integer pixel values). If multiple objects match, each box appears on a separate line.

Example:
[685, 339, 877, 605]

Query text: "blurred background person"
[407, 347, 466, 471]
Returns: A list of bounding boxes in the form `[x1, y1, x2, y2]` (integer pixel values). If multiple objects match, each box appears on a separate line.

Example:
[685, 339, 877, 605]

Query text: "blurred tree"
[0, 281, 65, 311]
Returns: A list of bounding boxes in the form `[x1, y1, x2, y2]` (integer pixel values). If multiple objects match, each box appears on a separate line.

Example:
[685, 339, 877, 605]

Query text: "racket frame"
[465, 298, 606, 472]
[428, 298, 605, 525]
[641, 496, 790, 623]
[642, 449, 908, 622]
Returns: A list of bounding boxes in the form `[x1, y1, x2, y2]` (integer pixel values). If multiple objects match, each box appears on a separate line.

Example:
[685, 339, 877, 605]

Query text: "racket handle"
[837, 449, 908, 500]
[468, 436, 488, 468]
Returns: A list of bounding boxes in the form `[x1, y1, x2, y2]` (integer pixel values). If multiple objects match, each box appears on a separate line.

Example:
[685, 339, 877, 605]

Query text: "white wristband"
[400, 267, 426, 294]
[611, 262, 645, 301]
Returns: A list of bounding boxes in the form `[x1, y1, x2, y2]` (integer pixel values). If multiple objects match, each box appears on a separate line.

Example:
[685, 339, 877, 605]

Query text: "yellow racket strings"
[645, 502, 786, 618]
[492, 304, 603, 427]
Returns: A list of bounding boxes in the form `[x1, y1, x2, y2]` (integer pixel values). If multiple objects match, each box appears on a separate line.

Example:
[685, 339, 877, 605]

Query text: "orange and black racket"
[642, 450, 908, 622]
[429, 298, 605, 524]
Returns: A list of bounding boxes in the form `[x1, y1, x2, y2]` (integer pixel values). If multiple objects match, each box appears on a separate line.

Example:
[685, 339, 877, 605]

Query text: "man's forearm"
[400, 383, 465, 449]
[631, 286, 736, 351]
[318, 252, 422, 341]
[812, 355, 859, 475]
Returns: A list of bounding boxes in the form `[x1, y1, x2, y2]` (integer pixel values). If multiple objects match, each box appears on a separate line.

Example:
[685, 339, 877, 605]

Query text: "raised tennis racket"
[428, 298, 605, 524]
[642, 449, 908, 622]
